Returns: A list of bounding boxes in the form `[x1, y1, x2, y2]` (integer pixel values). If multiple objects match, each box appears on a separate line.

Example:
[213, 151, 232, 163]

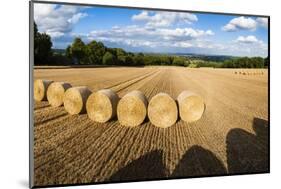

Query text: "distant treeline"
[34, 22, 268, 68]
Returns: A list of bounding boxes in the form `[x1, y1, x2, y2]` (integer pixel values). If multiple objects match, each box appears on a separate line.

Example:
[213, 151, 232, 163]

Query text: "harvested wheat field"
[33, 66, 269, 186]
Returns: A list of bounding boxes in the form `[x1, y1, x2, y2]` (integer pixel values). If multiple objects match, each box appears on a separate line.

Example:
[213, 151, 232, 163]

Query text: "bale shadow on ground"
[226, 117, 269, 174]
[108, 150, 169, 182]
[171, 145, 227, 178]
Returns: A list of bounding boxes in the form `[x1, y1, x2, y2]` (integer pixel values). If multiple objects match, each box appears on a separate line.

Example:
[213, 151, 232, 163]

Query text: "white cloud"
[236, 35, 259, 43]
[231, 35, 268, 56]
[34, 4, 88, 38]
[222, 16, 269, 32]
[256, 17, 268, 28]
[85, 25, 213, 49]
[222, 16, 257, 32]
[132, 11, 198, 27]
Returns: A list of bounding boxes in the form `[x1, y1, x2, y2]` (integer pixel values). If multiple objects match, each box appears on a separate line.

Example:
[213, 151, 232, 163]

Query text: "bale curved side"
[34, 79, 53, 101]
[64, 86, 92, 115]
[117, 90, 148, 127]
[86, 89, 119, 123]
[148, 93, 178, 128]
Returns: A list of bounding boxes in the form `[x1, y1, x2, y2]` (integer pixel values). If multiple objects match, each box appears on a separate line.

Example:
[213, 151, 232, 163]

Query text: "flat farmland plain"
[33, 66, 269, 186]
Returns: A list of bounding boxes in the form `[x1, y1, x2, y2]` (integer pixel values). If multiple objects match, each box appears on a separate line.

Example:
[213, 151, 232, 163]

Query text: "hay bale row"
[34, 80, 205, 128]
[235, 71, 264, 75]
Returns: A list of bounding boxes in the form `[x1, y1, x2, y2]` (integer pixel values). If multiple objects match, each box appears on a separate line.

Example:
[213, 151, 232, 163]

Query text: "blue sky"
[34, 3, 268, 57]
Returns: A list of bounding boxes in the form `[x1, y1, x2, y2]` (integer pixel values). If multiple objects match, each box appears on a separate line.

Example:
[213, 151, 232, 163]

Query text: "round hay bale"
[177, 90, 205, 123]
[34, 79, 53, 101]
[148, 93, 178, 128]
[64, 86, 92, 115]
[86, 89, 119, 123]
[117, 90, 148, 127]
[47, 82, 72, 107]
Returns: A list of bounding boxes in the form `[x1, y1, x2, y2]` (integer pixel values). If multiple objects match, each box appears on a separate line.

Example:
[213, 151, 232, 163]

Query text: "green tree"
[71, 38, 86, 64]
[264, 56, 269, 67]
[34, 22, 53, 65]
[133, 53, 144, 66]
[102, 52, 116, 65]
[86, 41, 106, 64]
[172, 57, 185, 66]
[65, 45, 72, 58]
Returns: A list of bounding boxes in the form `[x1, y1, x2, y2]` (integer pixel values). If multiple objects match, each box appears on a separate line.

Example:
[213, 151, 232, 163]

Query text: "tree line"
[34, 22, 268, 68]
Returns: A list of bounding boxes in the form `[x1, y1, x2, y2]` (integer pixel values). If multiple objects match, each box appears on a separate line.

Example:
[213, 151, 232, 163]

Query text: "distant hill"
[141, 52, 235, 62]
[170, 53, 236, 62]
[52, 49, 66, 55]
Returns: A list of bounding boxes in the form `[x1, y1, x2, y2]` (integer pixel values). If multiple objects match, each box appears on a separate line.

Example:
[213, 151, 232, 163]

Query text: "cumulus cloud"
[231, 35, 267, 56]
[236, 35, 258, 43]
[84, 25, 214, 49]
[34, 4, 87, 38]
[132, 11, 198, 27]
[222, 16, 257, 32]
[222, 16, 269, 32]
[256, 17, 268, 28]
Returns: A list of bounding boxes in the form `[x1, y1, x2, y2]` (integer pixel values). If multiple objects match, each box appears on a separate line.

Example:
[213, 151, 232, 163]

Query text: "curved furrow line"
[84, 69, 154, 91]
[35, 120, 119, 169]
[34, 123, 120, 186]
[59, 125, 130, 183]
[34, 101, 49, 109]
[34, 120, 95, 168]
[34, 104, 51, 111]
[139, 69, 165, 100]
[34, 107, 67, 125]
[111, 70, 159, 94]
[106, 70, 155, 91]
[33, 114, 78, 139]
[94, 125, 150, 181]
[54, 124, 129, 182]
[116, 70, 162, 97]
[167, 123, 187, 174]
[34, 116, 91, 153]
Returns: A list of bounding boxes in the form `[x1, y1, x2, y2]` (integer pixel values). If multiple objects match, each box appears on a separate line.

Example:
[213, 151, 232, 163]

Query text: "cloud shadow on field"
[171, 145, 227, 178]
[226, 118, 269, 174]
[109, 150, 169, 182]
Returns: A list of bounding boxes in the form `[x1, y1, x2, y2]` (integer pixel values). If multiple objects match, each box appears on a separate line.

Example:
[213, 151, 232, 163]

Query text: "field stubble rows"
[33, 67, 269, 186]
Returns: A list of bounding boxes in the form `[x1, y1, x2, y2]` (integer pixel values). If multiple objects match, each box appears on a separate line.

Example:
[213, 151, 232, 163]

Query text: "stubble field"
[33, 66, 269, 186]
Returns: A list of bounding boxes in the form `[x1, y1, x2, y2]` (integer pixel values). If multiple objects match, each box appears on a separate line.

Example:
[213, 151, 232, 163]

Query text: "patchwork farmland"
[33, 66, 269, 186]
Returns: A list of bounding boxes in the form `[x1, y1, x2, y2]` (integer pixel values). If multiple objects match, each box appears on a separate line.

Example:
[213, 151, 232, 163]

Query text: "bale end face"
[148, 93, 178, 128]
[86, 89, 119, 123]
[64, 86, 92, 115]
[177, 91, 205, 123]
[47, 82, 72, 107]
[34, 79, 53, 101]
[117, 90, 148, 127]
